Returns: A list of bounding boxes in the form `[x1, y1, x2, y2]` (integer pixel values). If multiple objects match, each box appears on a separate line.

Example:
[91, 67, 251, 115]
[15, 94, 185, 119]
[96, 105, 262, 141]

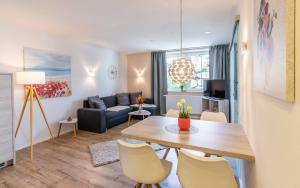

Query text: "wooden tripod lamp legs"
[15, 85, 54, 160]
[33, 87, 54, 140]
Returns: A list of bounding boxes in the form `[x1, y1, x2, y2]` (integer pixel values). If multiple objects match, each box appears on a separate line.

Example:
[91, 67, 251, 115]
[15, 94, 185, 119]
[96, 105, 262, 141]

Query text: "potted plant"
[136, 95, 145, 112]
[177, 99, 192, 130]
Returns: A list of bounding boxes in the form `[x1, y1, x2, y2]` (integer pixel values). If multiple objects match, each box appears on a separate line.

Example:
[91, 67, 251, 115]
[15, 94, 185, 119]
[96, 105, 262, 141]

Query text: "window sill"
[166, 91, 203, 96]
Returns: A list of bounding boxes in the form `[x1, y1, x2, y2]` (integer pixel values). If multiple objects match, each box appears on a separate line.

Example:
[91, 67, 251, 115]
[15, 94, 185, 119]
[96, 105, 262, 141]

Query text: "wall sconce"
[135, 68, 145, 78]
[87, 66, 96, 77]
[137, 71, 143, 77]
[242, 42, 248, 54]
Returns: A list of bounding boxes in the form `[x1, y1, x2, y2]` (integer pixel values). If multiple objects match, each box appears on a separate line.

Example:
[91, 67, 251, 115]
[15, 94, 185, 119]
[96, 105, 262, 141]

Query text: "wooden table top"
[122, 116, 255, 161]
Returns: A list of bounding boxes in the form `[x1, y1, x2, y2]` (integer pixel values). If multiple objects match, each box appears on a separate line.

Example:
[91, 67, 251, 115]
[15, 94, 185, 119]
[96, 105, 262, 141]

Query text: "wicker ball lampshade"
[168, 58, 195, 85]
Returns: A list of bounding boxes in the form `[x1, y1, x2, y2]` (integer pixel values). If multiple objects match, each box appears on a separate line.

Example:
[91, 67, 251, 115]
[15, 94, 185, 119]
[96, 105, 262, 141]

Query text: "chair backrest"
[177, 150, 238, 188]
[166, 109, 179, 118]
[117, 140, 165, 183]
[200, 111, 228, 123]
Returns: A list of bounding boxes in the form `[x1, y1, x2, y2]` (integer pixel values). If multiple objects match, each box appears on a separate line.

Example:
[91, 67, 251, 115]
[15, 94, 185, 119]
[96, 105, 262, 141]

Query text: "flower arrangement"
[136, 95, 145, 105]
[136, 95, 145, 112]
[176, 99, 192, 130]
[177, 99, 192, 118]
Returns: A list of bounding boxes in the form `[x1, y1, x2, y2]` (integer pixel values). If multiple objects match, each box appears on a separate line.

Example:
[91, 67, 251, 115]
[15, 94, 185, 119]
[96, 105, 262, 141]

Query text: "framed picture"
[253, 0, 295, 102]
[23, 47, 72, 99]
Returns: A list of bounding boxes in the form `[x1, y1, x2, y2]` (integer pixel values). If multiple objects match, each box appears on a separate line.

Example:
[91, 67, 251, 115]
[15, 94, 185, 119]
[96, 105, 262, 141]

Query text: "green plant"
[177, 99, 192, 119]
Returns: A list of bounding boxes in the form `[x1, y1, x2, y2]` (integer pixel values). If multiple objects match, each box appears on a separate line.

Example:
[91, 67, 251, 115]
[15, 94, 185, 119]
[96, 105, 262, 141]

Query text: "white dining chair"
[117, 140, 172, 188]
[200, 111, 228, 123]
[165, 109, 179, 118]
[163, 109, 180, 159]
[183, 111, 228, 157]
[177, 150, 239, 188]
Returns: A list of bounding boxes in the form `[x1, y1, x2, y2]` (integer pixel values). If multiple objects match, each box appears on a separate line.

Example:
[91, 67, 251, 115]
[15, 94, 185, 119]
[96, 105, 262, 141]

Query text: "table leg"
[128, 115, 131, 126]
[143, 115, 145, 120]
[57, 123, 62, 137]
[163, 148, 170, 159]
[73, 123, 77, 137]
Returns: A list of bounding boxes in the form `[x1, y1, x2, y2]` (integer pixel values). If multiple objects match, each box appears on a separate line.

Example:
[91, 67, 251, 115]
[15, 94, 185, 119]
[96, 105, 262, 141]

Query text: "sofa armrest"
[77, 108, 107, 133]
[145, 98, 154, 104]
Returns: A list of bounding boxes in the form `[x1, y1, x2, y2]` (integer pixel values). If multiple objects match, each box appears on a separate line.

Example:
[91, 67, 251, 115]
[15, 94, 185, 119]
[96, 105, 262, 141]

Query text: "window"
[166, 48, 209, 92]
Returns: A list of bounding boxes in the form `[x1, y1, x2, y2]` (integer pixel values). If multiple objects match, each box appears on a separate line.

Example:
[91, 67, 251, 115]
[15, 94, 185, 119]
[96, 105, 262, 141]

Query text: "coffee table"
[128, 110, 151, 126]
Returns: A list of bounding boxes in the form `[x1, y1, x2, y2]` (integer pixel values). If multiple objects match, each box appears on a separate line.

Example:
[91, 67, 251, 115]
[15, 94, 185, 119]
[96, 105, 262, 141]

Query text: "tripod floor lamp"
[15, 72, 54, 160]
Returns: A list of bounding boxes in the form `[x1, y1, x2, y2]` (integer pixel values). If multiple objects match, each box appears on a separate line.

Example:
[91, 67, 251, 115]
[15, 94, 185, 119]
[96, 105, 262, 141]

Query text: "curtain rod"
[166, 46, 209, 52]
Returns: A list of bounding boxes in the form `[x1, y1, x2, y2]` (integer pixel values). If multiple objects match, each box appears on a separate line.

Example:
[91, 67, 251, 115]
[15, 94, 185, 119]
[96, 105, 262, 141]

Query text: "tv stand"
[201, 96, 229, 122]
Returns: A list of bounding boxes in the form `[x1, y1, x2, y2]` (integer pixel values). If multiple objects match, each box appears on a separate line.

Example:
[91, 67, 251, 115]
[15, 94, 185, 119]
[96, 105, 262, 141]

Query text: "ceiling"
[0, 0, 238, 53]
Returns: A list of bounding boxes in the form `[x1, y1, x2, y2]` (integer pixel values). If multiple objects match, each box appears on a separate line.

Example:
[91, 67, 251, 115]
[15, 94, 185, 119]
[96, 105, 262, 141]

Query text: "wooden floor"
[0, 122, 182, 188]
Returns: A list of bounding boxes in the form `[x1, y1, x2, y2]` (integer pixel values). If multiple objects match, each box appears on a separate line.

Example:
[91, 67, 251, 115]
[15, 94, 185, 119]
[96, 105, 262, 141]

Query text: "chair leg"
[175, 148, 179, 158]
[145, 184, 152, 188]
[204, 153, 211, 157]
[163, 148, 170, 159]
[135, 183, 142, 188]
[155, 183, 161, 188]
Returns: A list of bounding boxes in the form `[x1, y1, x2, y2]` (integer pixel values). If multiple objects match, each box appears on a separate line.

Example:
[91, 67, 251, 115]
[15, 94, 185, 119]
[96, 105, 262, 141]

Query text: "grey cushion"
[101, 95, 117, 108]
[129, 91, 142, 105]
[88, 96, 101, 108]
[93, 100, 107, 111]
[116, 93, 130, 106]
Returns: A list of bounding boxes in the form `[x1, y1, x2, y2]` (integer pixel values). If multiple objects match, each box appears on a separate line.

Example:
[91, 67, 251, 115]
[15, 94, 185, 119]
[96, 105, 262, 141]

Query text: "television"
[203, 80, 226, 99]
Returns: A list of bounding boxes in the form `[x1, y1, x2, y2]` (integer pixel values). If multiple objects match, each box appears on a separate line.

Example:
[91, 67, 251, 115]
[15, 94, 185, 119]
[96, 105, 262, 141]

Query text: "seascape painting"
[253, 0, 295, 102]
[24, 47, 72, 99]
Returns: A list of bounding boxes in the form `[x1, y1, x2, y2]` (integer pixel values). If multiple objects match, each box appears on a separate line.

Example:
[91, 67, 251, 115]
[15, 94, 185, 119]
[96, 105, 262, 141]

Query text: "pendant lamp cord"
[180, 0, 183, 57]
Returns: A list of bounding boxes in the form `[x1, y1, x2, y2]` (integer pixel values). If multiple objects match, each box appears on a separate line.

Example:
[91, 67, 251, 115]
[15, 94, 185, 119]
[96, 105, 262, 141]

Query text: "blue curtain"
[209, 44, 230, 99]
[209, 44, 230, 80]
[151, 51, 167, 115]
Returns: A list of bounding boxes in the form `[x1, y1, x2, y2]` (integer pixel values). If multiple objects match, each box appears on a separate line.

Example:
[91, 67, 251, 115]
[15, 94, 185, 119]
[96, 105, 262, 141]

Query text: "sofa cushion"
[129, 91, 142, 105]
[116, 93, 130, 106]
[93, 99, 107, 111]
[101, 95, 117, 108]
[106, 107, 132, 120]
[88, 96, 101, 108]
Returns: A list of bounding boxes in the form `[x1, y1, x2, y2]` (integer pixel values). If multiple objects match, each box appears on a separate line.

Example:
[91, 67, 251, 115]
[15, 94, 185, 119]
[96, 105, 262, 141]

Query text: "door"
[229, 21, 240, 124]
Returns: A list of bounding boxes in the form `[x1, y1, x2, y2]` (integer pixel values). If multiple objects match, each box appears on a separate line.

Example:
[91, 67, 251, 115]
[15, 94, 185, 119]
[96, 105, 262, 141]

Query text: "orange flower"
[136, 95, 145, 105]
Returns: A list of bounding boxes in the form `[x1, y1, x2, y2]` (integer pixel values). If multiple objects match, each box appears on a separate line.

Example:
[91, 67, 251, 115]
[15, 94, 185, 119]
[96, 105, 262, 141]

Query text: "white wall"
[238, 1, 300, 188]
[127, 52, 152, 98]
[0, 24, 127, 150]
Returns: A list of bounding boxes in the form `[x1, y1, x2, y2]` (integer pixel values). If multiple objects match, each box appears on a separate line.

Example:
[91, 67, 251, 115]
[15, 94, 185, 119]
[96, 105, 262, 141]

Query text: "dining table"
[121, 116, 255, 161]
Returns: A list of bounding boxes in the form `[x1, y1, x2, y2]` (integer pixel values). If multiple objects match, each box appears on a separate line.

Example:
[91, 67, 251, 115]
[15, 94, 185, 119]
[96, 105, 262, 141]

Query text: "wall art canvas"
[24, 47, 72, 99]
[253, 0, 295, 102]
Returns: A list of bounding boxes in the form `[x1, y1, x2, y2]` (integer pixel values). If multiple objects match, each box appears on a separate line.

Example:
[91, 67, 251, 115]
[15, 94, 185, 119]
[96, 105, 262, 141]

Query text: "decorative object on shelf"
[168, 0, 195, 92]
[24, 47, 72, 99]
[107, 65, 118, 80]
[253, 0, 295, 102]
[67, 117, 73, 121]
[15, 72, 54, 160]
[176, 99, 192, 130]
[136, 95, 145, 112]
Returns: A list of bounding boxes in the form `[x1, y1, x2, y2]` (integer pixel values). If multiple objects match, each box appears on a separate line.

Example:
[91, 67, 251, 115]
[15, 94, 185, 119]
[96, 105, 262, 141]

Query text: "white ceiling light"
[168, 0, 195, 92]
[205, 31, 212, 34]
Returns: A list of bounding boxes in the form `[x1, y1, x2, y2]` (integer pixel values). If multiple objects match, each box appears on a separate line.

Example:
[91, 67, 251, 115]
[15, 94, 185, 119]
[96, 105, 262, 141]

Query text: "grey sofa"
[77, 92, 160, 133]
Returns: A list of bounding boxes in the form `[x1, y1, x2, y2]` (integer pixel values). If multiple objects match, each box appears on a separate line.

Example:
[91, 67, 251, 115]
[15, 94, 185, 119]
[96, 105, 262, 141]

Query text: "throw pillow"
[88, 96, 101, 108]
[93, 100, 107, 111]
[129, 91, 142, 104]
[116, 93, 130, 106]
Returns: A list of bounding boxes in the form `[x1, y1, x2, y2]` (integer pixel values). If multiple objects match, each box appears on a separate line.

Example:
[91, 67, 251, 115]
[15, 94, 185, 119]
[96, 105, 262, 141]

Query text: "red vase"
[178, 118, 191, 131]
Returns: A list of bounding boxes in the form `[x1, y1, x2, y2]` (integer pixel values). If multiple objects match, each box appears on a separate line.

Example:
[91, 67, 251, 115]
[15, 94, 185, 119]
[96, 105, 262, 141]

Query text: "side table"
[58, 118, 78, 137]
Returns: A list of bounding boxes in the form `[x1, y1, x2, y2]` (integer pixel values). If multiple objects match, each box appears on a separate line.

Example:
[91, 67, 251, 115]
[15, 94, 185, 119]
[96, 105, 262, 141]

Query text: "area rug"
[89, 139, 165, 167]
